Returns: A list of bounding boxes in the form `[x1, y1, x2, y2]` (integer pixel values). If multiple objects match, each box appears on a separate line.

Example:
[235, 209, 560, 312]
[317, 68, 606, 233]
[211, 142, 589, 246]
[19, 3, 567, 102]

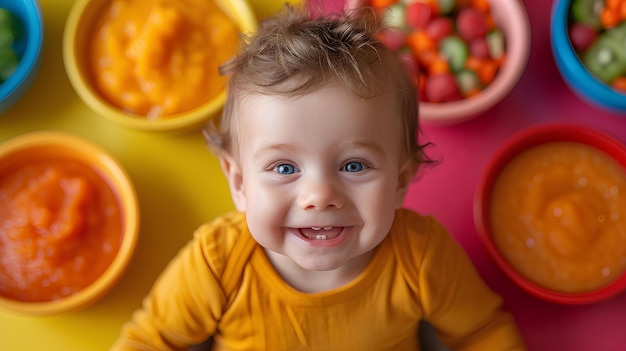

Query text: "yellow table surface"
[0, 0, 298, 349]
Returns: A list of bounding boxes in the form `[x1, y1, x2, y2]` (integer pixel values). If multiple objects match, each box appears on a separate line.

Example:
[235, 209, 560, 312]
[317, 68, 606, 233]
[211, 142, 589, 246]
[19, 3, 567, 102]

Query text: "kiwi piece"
[439, 36, 469, 72]
[582, 34, 626, 83]
[570, 0, 604, 30]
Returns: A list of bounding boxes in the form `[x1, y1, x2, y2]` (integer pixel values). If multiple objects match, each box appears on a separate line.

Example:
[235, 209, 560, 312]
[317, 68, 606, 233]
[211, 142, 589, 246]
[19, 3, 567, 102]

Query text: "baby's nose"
[296, 177, 345, 210]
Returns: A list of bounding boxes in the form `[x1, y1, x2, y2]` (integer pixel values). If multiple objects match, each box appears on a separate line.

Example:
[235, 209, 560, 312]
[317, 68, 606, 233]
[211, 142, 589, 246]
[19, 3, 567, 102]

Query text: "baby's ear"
[396, 159, 419, 208]
[219, 153, 246, 212]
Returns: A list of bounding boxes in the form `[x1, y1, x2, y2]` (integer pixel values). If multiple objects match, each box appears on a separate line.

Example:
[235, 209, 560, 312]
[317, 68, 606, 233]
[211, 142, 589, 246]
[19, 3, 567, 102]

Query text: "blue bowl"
[0, 0, 43, 115]
[551, 0, 626, 114]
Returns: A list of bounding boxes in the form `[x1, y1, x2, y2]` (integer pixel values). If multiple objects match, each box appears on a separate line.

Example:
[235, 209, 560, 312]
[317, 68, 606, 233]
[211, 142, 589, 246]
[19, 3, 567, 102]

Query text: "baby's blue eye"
[343, 161, 365, 172]
[275, 164, 298, 175]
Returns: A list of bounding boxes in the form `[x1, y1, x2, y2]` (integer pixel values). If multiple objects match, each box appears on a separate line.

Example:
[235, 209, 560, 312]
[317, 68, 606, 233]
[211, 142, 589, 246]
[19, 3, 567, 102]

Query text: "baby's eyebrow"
[338, 140, 386, 156]
[251, 141, 386, 160]
[252, 144, 292, 160]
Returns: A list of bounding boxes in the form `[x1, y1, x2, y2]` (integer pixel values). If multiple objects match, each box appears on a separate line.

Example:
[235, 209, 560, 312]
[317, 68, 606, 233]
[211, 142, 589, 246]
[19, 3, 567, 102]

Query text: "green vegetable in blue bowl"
[0, 8, 24, 83]
[0, 0, 43, 115]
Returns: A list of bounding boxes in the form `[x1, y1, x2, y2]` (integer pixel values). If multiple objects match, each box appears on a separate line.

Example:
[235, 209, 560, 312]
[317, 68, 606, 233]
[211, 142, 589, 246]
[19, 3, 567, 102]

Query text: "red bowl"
[474, 124, 626, 304]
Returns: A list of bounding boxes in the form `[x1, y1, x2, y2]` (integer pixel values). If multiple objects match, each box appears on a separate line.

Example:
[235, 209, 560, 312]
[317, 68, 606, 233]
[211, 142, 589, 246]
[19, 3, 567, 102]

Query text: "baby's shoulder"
[191, 211, 256, 278]
[195, 211, 249, 245]
[389, 208, 459, 291]
[391, 208, 450, 245]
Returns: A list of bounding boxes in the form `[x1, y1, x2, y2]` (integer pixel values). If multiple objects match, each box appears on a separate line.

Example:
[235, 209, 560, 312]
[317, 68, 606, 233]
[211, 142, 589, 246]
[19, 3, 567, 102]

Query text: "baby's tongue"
[299, 227, 342, 240]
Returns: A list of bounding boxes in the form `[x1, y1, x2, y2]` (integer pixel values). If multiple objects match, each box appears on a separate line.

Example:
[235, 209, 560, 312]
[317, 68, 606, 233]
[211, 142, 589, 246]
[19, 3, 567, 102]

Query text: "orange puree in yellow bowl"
[475, 125, 626, 304]
[0, 132, 139, 315]
[64, 0, 257, 132]
[89, 0, 240, 118]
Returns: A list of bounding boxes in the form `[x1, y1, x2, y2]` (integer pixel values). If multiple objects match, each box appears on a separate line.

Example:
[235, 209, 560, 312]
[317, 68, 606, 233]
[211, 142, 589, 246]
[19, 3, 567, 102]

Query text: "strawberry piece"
[380, 27, 407, 50]
[568, 23, 597, 51]
[406, 2, 434, 29]
[457, 8, 488, 41]
[469, 37, 490, 58]
[425, 16, 453, 41]
[425, 73, 463, 102]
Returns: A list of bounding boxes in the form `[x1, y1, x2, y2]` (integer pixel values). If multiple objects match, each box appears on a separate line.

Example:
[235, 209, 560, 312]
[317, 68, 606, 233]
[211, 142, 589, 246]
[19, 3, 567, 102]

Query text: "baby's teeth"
[311, 227, 333, 231]
[315, 234, 327, 240]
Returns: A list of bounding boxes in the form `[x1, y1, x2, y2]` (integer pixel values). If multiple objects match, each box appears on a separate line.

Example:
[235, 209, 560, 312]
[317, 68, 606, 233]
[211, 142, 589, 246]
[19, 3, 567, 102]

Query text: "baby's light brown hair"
[205, 4, 431, 167]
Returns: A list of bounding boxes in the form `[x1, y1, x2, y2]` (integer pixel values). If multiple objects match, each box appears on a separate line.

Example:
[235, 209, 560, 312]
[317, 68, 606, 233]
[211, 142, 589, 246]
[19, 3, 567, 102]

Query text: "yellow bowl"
[0, 131, 139, 315]
[62, 0, 258, 133]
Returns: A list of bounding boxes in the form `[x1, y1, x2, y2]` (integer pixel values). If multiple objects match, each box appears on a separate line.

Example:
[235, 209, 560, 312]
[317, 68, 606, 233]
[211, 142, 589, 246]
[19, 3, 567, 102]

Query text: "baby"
[112, 5, 526, 350]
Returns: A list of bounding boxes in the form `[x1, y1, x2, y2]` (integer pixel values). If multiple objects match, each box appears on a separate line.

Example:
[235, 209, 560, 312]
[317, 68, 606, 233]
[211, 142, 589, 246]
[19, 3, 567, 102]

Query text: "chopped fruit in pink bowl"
[354, 0, 531, 125]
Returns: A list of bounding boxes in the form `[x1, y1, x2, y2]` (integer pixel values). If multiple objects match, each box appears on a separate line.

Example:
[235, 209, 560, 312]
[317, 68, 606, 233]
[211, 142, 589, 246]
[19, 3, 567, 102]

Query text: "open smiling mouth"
[299, 227, 343, 240]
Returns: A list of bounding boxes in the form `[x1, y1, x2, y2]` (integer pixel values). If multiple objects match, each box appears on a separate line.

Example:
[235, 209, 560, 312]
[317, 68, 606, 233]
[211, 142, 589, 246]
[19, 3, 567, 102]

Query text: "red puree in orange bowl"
[0, 159, 122, 303]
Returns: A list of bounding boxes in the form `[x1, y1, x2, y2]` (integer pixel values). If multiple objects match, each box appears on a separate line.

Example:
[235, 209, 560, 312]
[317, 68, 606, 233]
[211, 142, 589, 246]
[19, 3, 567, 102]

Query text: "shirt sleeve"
[416, 215, 527, 351]
[110, 220, 236, 351]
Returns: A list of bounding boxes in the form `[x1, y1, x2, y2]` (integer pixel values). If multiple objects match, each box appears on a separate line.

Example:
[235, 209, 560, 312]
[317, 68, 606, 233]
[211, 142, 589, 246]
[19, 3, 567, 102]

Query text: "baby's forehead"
[223, 80, 412, 161]
[234, 95, 398, 134]
[230, 82, 404, 139]
[235, 78, 398, 108]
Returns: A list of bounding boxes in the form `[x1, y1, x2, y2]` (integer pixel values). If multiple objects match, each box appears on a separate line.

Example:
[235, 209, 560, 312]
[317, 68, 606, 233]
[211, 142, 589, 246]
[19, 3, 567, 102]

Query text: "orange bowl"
[0, 131, 139, 315]
[474, 124, 626, 304]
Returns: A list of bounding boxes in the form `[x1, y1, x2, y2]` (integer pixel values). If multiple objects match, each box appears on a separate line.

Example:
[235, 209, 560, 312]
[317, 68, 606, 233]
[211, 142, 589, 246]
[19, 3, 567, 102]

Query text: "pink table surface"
[396, 1, 626, 350]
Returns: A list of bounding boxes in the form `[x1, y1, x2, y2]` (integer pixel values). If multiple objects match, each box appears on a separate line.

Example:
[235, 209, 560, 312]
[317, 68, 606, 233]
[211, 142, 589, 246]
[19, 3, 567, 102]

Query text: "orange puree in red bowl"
[475, 125, 626, 304]
[0, 132, 138, 315]
[490, 142, 626, 294]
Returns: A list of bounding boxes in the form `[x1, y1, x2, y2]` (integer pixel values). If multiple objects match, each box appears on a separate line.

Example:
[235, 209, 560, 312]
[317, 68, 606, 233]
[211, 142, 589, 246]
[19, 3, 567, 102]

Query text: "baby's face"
[229, 83, 411, 275]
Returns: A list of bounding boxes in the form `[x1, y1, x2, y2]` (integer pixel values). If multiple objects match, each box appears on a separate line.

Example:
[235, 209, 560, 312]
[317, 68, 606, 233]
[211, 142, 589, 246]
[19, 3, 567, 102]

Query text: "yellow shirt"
[112, 209, 526, 350]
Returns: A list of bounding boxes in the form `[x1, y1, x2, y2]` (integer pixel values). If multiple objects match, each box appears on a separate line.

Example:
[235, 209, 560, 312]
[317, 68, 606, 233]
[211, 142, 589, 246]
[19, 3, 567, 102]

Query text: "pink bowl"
[474, 124, 626, 304]
[420, 0, 531, 126]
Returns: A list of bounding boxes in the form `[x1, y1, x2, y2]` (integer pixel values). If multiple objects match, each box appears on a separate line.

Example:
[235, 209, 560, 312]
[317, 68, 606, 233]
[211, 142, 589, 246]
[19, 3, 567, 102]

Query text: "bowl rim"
[419, 0, 531, 125]
[0, 131, 140, 315]
[474, 123, 626, 304]
[0, 0, 44, 102]
[62, 0, 258, 133]
[550, 0, 626, 112]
